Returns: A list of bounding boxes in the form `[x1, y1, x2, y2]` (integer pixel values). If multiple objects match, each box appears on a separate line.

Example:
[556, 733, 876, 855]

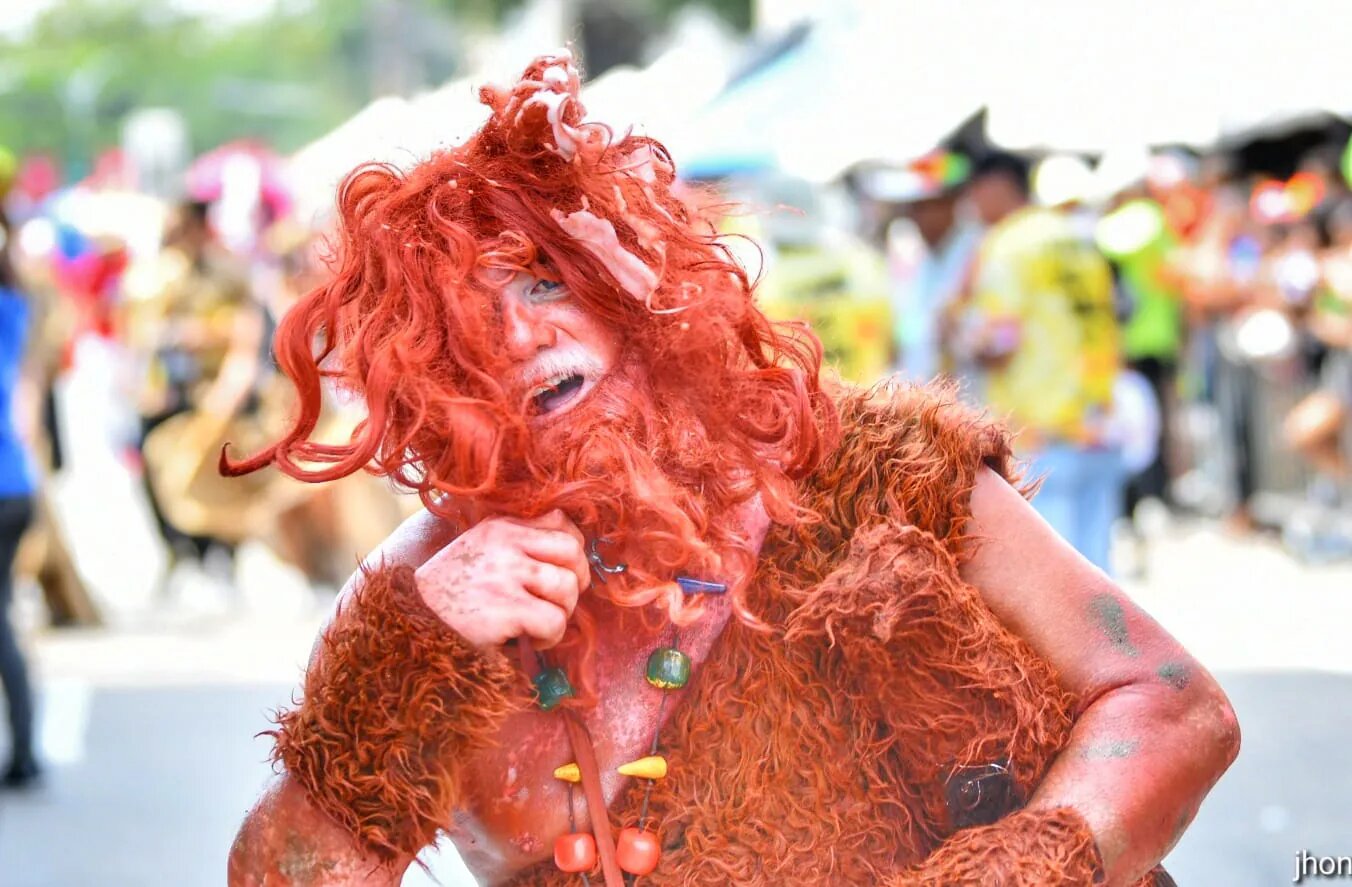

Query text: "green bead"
[533, 667, 574, 711]
[645, 647, 691, 690]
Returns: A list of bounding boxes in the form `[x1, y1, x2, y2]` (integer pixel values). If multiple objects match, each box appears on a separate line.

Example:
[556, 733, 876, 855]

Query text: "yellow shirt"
[721, 214, 893, 384]
[972, 207, 1119, 445]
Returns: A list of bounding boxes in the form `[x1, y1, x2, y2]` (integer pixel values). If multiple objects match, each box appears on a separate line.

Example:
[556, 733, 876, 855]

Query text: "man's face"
[906, 195, 958, 248]
[166, 219, 208, 258]
[501, 271, 622, 427]
[966, 174, 1019, 227]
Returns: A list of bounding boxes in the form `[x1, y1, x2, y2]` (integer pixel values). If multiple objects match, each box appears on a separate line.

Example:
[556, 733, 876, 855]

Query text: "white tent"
[582, 7, 740, 141]
[975, 0, 1352, 152]
[286, 78, 499, 223]
[288, 96, 415, 223]
[666, 3, 983, 182]
[289, 0, 1352, 216]
[673, 0, 1352, 180]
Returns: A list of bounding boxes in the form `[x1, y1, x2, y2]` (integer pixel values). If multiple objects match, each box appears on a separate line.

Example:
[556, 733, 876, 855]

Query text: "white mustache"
[514, 351, 602, 395]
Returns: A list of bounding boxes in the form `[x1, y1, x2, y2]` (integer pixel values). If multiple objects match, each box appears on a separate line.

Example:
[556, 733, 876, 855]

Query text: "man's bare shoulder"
[341, 508, 460, 596]
[308, 509, 460, 659]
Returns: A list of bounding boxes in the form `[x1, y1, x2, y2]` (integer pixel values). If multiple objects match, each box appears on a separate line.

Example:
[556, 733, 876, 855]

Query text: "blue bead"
[676, 576, 727, 595]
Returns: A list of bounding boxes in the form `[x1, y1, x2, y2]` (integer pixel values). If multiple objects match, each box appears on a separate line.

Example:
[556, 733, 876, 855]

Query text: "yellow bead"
[617, 755, 667, 780]
[553, 762, 581, 783]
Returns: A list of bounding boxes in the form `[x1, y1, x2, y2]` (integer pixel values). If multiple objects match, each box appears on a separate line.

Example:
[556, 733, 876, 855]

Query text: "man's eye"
[528, 278, 568, 303]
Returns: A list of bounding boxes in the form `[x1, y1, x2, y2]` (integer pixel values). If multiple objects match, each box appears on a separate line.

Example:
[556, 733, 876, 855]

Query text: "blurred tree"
[0, 0, 748, 173]
[651, 0, 751, 32]
[0, 0, 378, 168]
[579, 0, 651, 77]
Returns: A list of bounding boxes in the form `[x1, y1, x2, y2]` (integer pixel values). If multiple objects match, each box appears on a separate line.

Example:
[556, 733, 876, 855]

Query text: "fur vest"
[505, 383, 1081, 885]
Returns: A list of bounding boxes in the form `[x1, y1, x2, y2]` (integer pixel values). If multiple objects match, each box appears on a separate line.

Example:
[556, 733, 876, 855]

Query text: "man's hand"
[414, 509, 591, 650]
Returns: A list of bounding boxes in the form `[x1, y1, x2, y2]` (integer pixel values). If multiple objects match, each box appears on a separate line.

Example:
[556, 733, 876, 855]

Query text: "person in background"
[1097, 183, 1184, 516]
[126, 200, 264, 581]
[1291, 199, 1352, 484]
[858, 152, 982, 387]
[1272, 202, 1352, 558]
[963, 152, 1124, 572]
[252, 220, 414, 589]
[0, 198, 40, 788]
[1219, 212, 1323, 534]
[1172, 185, 1259, 526]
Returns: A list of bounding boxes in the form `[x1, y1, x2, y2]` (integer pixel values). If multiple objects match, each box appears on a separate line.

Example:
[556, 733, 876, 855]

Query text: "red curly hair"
[225, 52, 837, 694]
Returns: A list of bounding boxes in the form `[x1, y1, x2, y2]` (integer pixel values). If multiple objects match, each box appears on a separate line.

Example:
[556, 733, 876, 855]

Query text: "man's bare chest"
[448, 599, 733, 881]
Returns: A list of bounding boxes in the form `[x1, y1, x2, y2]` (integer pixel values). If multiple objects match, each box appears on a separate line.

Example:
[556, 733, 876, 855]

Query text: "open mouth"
[531, 372, 587, 416]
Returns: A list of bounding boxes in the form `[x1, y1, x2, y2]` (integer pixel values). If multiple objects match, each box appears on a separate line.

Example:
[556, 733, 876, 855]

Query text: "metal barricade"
[1173, 324, 1352, 560]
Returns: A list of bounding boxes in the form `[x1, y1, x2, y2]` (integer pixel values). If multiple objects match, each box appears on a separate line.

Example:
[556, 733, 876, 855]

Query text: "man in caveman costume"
[227, 54, 1237, 886]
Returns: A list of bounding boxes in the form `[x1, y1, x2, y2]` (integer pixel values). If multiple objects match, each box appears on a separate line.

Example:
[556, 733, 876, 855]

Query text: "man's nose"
[502, 296, 556, 359]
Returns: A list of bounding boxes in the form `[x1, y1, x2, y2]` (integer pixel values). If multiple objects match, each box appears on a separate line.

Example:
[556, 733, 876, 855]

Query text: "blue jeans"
[1026, 445, 1124, 575]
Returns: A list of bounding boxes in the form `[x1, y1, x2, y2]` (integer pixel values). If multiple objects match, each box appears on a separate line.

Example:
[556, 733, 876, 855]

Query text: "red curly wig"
[224, 51, 837, 694]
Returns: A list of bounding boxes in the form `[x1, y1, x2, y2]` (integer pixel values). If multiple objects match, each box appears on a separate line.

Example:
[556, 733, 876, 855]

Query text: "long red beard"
[452, 359, 765, 707]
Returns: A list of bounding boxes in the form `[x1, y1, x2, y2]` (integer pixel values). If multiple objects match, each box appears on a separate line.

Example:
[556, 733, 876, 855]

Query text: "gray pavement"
[1, 684, 292, 887]
[1165, 671, 1352, 886]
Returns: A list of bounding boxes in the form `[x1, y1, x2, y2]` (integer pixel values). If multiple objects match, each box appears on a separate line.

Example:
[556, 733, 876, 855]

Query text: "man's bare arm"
[229, 775, 411, 886]
[961, 467, 1241, 885]
[231, 504, 587, 881]
[228, 511, 456, 885]
[230, 510, 450, 885]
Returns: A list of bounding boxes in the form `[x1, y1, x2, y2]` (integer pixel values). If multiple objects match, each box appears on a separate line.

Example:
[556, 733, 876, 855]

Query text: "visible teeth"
[533, 372, 575, 397]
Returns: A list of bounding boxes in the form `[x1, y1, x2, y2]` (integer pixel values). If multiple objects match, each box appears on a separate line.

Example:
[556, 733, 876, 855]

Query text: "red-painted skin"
[960, 471, 1239, 884]
[229, 466, 1238, 887]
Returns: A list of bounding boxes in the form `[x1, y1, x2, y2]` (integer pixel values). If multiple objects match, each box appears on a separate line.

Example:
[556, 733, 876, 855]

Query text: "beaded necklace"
[529, 540, 726, 886]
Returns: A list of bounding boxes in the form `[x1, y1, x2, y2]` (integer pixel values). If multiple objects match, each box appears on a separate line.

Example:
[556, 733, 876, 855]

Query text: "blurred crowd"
[0, 143, 417, 632]
[851, 138, 1352, 574]
[0, 129, 1349, 629]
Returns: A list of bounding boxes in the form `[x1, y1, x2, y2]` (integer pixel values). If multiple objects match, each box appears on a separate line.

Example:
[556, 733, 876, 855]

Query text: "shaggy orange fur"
[270, 565, 528, 863]
[891, 807, 1104, 884]
[273, 383, 1171, 885]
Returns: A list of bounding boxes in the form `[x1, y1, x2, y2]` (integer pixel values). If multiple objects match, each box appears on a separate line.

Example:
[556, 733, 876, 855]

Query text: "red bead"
[553, 832, 597, 873]
[616, 826, 661, 875]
